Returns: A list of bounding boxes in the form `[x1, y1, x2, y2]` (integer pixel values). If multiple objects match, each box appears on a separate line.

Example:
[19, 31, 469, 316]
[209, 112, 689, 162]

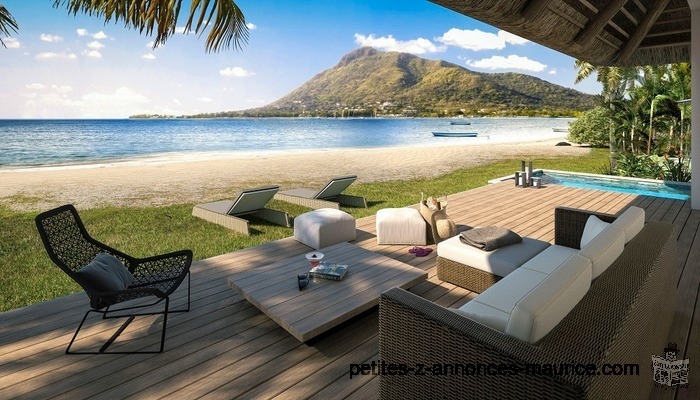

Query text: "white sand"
[0, 138, 588, 211]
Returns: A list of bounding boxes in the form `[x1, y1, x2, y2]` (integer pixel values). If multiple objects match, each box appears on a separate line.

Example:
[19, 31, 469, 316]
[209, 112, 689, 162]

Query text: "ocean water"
[0, 117, 574, 168]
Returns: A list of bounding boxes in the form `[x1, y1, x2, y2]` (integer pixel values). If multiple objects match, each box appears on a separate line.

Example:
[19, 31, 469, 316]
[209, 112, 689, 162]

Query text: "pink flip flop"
[415, 248, 433, 257]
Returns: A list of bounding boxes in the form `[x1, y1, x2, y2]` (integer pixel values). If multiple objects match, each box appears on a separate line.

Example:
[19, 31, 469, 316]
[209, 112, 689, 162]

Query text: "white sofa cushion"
[438, 235, 550, 278]
[506, 254, 592, 344]
[453, 300, 510, 332]
[519, 244, 578, 275]
[580, 215, 610, 248]
[456, 267, 548, 332]
[612, 206, 645, 244]
[578, 224, 625, 279]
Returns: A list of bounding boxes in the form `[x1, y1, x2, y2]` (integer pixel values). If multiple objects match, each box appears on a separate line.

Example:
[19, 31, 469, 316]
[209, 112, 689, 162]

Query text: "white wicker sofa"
[379, 206, 676, 399]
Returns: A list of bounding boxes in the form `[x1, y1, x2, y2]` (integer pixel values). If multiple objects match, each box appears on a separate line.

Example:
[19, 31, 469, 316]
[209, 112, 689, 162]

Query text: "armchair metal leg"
[65, 291, 183, 354]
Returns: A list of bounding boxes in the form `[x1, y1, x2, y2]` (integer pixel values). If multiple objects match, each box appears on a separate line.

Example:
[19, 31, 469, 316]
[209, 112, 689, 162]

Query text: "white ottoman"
[376, 208, 427, 245]
[294, 208, 356, 249]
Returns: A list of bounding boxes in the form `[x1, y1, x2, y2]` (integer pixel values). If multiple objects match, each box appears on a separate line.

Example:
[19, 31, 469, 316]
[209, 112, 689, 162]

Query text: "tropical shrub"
[614, 152, 663, 179]
[663, 157, 691, 182]
[567, 106, 610, 147]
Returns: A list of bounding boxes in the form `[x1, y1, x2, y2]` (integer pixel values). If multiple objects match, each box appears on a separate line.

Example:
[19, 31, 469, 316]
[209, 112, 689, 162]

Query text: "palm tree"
[0, 0, 248, 52]
[574, 60, 638, 166]
[667, 63, 691, 155]
[0, 3, 18, 48]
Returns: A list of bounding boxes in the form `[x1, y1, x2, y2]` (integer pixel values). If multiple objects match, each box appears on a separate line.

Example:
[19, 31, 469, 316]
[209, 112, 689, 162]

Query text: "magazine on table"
[309, 263, 348, 281]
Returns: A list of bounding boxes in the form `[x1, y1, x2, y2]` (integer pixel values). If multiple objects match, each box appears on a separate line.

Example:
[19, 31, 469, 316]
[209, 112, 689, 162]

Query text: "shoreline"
[0, 138, 588, 211]
[0, 132, 565, 173]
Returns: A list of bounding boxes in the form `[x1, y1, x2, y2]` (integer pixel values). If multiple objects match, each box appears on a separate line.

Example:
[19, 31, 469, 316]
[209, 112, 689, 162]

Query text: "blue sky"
[0, 0, 602, 118]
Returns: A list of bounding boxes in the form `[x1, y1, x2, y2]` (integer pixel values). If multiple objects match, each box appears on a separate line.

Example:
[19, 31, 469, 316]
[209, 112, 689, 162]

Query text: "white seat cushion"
[519, 244, 579, 275]
[612, 206, 645, 244]
[580, 215, 610, 248]
[456, 267, 548, 332]
[438, 235, 550, 277]
[376, 208, 426, 245]
[506, 254, 592, 344]
[578, 224, 625, 279]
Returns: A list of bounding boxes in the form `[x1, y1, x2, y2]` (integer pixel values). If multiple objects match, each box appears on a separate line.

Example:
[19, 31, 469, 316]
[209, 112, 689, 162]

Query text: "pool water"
[537, 171, 690, 200]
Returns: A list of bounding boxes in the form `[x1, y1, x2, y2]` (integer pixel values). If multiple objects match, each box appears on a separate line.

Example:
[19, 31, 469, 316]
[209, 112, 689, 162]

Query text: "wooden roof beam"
[574, 0, 627, 47]
[617, 0, 671, 63]
[575, 0, 629, 47]
[521, 0, 550, 21]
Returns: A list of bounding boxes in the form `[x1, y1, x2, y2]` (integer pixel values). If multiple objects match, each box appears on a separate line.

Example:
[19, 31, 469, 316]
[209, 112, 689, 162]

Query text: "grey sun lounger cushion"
[278, 176, 357, 200]
[313, 176, 357, 199]
[197, 185, 280, 216]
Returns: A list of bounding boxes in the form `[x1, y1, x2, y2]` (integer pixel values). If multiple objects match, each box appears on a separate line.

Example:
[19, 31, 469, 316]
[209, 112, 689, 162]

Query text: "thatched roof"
[429, 0, 690, 67]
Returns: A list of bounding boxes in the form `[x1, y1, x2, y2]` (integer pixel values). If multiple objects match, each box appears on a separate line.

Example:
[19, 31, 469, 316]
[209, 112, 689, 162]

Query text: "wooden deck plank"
[1, 181, 696, 399]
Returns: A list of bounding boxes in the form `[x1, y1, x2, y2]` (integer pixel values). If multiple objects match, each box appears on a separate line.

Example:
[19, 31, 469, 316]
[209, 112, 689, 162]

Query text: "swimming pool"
[535, 170, 690, 200]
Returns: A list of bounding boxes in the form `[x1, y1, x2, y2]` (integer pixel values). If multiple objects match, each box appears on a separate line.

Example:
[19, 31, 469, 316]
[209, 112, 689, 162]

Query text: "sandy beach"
[0, 138, 588, 211]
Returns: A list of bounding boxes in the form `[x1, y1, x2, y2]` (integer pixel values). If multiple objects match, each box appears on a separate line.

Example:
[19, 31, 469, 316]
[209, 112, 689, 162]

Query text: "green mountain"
[191, 47, 599, 118]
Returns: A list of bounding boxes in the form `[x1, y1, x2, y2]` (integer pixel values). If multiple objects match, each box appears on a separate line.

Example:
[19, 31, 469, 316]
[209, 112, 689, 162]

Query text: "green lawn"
[0, 149, 609, 312]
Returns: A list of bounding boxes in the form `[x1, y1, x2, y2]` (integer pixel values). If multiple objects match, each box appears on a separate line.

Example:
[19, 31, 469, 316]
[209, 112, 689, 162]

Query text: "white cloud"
[219, 66, 254, 77]
[26, 83, 46, 90]
[354, 33, 442, 54]
[175, 26, 189, 34]
[142, 53, 156, 60]
[20, 87, 151, 118]
[87, 41, 104, 49]
[4, 37, 20, 48]
[82, 50, 102, 58]
[77, 28, 88, 36]
[549, 69, 557, 75]
[246, 23, 257, 30]
[92, 31, 108, 39]
[498, 31, 529, 45]
[26, 83, 73, 93]
[436, 29, 529, 51]
[146, 40, 164, 49]
[436, 28, 505, 51]
[173, 99, 182, 105]
[466, 55, 547, 72]
[40, 34, 63, 42]
[198, 97, 213, 102]
[35, 52, 77, 60]
[51, 85, 73, 93]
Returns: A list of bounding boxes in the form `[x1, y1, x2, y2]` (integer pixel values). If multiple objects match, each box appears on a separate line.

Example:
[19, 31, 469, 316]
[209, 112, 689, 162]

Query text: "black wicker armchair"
[35, 204, 193, 354]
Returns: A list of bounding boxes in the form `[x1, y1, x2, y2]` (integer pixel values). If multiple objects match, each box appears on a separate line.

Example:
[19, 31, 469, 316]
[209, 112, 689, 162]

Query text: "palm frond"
[0, 4, 19, 49]
[53, 0, 248, 52]
[573, 59, 596, 84]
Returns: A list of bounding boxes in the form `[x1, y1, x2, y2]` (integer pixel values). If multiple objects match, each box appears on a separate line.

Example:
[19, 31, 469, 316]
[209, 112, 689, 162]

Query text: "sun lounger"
[273, 176, 367, 209]
[192, 185, 291, 235]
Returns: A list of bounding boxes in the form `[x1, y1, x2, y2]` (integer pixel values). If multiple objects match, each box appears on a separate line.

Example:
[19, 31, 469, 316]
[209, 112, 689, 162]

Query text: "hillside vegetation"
[153, 47, 599, 118]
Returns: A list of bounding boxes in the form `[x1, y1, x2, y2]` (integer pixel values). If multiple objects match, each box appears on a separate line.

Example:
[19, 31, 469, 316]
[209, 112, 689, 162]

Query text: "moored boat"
[432, 132, 478, 137]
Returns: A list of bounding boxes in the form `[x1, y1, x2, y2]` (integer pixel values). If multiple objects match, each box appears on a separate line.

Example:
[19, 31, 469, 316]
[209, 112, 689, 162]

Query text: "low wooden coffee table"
[228, 241, 428, 342]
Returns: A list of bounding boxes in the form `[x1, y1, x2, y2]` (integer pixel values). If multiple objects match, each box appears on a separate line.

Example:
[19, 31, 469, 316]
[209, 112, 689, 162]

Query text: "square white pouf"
[376, 208, 427, 245]
[294, 208, 356, 250]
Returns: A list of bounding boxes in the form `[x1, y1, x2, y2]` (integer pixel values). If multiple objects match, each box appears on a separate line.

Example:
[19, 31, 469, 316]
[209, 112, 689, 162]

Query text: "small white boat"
[552, 127, 569, 132]
[432, 132, 478, 137]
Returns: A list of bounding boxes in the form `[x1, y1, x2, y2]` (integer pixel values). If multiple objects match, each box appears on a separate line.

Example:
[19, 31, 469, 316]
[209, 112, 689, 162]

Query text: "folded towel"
[459, 226, 522, 251]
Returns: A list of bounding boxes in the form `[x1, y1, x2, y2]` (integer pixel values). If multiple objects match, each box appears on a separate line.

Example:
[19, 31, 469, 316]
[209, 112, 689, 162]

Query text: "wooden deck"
[1, 181, 698, 399]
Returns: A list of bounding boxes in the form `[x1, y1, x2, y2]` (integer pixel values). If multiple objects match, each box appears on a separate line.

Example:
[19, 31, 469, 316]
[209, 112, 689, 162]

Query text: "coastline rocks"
[555, 141, 572, 146]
